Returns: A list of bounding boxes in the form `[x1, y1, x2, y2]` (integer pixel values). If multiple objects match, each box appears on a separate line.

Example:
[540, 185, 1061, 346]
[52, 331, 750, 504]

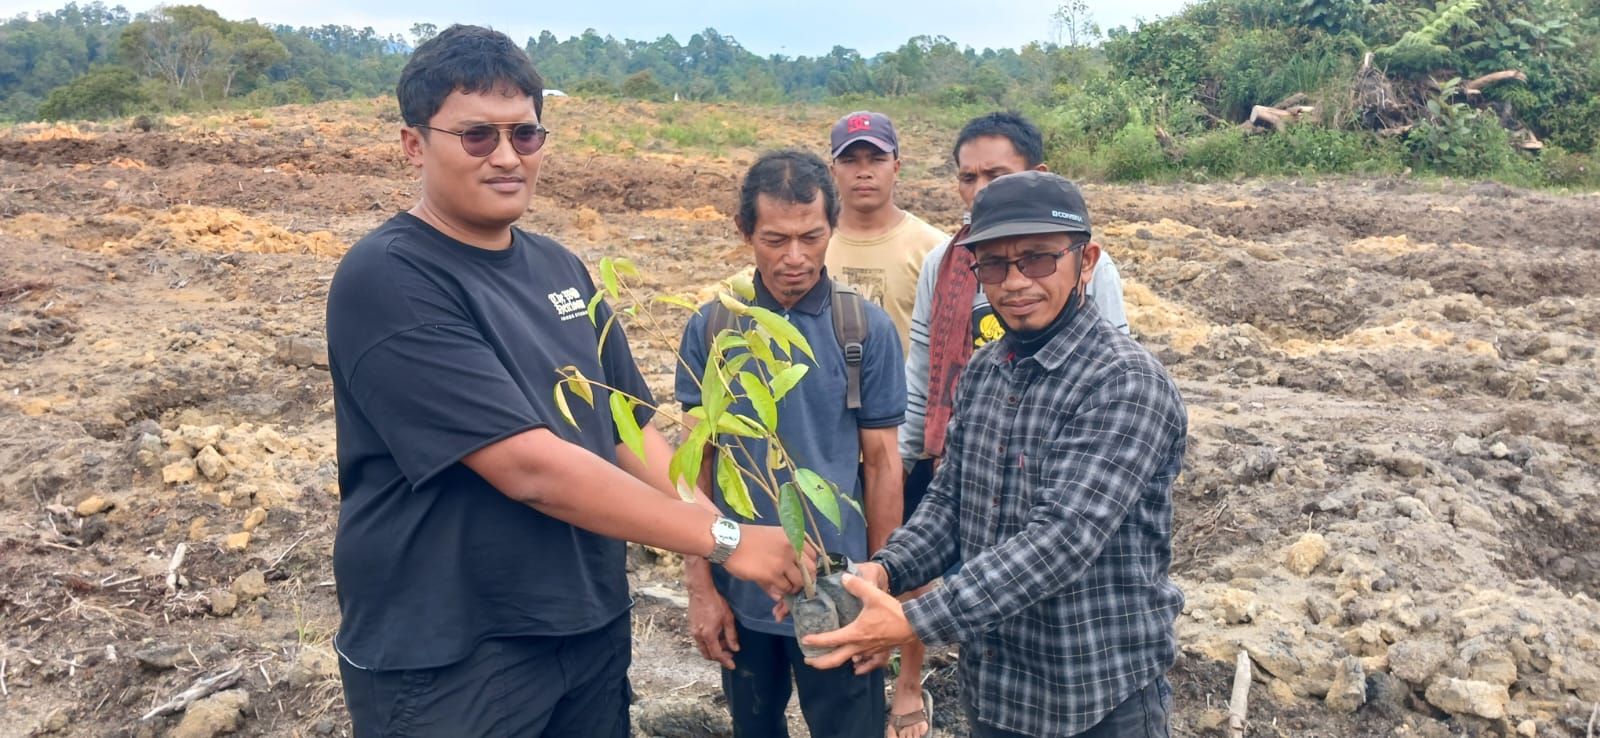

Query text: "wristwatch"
[707, 516, 740, 565]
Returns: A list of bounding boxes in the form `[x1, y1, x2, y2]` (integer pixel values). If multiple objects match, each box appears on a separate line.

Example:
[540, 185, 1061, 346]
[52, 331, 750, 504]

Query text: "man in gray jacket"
[900, 111, 1128, 514]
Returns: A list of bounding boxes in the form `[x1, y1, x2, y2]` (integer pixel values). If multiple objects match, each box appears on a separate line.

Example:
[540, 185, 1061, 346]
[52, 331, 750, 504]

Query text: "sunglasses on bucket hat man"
[967, 239, 1088, 284]
[414, 121, 550, 157]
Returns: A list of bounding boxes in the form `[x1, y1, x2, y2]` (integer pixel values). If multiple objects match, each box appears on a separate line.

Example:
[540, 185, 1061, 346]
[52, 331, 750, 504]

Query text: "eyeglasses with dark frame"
[969, 241, 1087, 284]
[415, 122, 549, 157]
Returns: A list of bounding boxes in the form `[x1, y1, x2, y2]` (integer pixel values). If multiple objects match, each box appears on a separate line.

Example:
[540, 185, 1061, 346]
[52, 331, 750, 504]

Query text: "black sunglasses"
[416, 122, 549, 157]
[969, 242, 1086, 284]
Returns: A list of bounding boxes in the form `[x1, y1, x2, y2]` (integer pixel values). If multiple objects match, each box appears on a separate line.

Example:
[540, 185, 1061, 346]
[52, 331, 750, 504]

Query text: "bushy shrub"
[1536, 146, 1600, 189]
[38, 65, 146, 121]
[1268, 125, 1395, 173]
[1405, 105, 1517, 177]
[1178, 124, 1405, 180]
[568, 78, 619, 98]
[1102, 120, 1172, 181]
[1181, 128, 1248, 179]
[244, 79, 314, 107]
[1541, 96, 1600, 155]
[1208, 29, 1299, 120]
[620, 71, 669, 101]
[1104, 17, 1209, 93]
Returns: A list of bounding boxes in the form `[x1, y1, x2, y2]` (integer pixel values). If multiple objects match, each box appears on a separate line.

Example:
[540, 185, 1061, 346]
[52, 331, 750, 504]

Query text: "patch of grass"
[656, 113, 759, 154]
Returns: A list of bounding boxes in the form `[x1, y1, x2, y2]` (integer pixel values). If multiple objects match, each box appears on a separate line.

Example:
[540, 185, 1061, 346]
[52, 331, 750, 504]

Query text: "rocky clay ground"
[1, 97, 1598, 738]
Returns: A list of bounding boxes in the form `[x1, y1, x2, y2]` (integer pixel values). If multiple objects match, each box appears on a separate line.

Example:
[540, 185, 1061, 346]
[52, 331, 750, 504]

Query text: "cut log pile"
[1238, 51, 1539, 153]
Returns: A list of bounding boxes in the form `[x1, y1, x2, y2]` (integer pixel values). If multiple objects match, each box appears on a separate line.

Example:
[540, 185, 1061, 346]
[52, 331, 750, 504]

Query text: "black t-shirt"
[325, 213, 654, 671]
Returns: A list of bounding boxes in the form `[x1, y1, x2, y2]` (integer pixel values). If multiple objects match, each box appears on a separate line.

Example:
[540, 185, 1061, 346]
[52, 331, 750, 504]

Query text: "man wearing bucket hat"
[802, 171, 1188, 738]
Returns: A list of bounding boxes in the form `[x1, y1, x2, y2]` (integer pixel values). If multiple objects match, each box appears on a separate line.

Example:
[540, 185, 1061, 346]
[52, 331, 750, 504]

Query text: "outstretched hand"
[722, 525, 812, 600]
[800, 573, 918, 671]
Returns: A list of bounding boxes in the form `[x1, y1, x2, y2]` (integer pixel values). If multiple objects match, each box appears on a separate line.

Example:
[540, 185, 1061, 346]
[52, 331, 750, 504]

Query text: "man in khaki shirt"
[825, 110, 943, 738]
[826, 111, 947, 358]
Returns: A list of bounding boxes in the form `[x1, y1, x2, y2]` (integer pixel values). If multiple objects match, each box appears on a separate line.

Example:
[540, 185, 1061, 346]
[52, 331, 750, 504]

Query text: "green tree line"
[3, 0, 1596, 186]
[0, 3, 1068, 121]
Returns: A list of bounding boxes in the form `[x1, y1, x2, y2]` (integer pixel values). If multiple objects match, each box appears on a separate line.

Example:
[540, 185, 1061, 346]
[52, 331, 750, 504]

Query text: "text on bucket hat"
[956, 171, 1091, 249]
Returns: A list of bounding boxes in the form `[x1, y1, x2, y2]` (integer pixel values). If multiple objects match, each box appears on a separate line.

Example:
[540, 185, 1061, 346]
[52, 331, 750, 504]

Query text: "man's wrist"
[707, 516, 740, 564]
[872, 555, 898, 595]
[684, 555, 715, 589]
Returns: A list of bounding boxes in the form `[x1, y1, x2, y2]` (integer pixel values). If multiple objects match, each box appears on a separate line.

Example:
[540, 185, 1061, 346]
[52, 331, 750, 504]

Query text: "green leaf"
[794, 468, 842, 531]
[728, 274, 756, 301]
[586, 291, 606, 325]
[596, 314, 617, 361]
[653, 294, 700, 311]
[613, 257, 639, 278]
[740, 371, 776, 430]
[715, 331, 750, 354]
[840, 494, 864, 520]
[553, 383, 578, 427]
[715, 413, 765, 438]
[560, 367, 595, 406]
[700, 357, 727, 433]
[599, 257, 619, 297]
[745, 306, 813, 360]
[718, 292, 750, 315]
[609, 391, 644, 462]
[719, 353, 754, 381]
[767, 442, 788, 471]
[744, 329, 775, 365]
[770, 364, 810, 400]
[778, 482, 807, 560]
[669, 421, 713, 490]
[717, 453, 756, 520]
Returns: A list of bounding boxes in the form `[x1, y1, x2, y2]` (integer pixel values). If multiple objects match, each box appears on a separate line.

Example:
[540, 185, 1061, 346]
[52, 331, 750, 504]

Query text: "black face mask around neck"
[999, 286, 1082, 358]
[994, 247, 1088, 358]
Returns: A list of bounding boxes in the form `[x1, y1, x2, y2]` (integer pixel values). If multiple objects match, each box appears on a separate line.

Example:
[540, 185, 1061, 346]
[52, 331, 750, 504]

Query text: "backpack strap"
[830, 283, 868, 410]
[703, 300, 739, 360]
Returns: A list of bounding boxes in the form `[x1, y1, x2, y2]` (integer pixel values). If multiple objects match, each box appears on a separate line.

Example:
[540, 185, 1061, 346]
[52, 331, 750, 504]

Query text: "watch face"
[713, 518, 739, 544]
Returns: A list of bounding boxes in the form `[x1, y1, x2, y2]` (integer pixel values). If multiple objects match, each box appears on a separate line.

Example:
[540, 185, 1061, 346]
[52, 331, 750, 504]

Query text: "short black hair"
[953, 111, 1045, 169]
[397, 25, 545, 128]
[736, 150, 839, 236]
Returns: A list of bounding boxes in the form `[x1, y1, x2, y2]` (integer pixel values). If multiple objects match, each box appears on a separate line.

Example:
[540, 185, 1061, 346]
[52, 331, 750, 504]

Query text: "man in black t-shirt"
[325, 25, 803, 738]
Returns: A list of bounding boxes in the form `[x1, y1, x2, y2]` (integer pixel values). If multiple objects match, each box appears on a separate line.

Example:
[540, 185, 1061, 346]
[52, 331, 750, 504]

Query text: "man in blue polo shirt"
[676, 149, 906, 738]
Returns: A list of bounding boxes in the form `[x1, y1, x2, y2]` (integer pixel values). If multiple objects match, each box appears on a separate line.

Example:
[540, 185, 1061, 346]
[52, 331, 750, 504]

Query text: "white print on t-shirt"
[836, 266, 887, 308]
[547, 287, 586, 321]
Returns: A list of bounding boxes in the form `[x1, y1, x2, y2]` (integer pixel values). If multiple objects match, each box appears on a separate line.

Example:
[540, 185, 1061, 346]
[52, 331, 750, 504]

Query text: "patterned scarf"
[923, 223, 976, 457]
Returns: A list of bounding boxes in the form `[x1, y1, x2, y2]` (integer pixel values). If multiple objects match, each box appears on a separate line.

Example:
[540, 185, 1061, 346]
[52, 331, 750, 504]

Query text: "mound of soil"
[3, 100, 1597, 738]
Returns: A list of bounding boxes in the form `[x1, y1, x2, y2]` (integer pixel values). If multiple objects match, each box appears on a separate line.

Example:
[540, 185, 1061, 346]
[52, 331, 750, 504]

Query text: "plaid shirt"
[874, 302, 1187, 737]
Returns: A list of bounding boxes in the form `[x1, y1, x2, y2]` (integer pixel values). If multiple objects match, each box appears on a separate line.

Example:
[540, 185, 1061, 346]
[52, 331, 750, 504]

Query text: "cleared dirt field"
[2, 98, 1598, 737]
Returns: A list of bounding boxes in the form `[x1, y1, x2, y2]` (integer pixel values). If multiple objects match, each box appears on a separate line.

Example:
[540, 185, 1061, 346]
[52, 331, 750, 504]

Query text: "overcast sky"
[3, 0, 1193, 56]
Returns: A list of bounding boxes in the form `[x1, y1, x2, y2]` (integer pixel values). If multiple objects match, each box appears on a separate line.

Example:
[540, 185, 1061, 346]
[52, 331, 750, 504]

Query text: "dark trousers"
[963, 676, 1171, 738]
[339, 613, 632, 738]
[722, 620, 885, 738]
[903, 457, 937, 524]
[905, 457, 962, 580]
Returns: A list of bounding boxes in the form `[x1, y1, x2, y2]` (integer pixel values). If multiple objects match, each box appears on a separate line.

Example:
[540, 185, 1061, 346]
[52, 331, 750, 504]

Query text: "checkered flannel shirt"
[874, 302, 1188, 737]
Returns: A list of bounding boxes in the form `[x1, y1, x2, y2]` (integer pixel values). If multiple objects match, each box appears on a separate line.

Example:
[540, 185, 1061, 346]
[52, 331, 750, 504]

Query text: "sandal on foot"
[889, 690, 934, 738]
